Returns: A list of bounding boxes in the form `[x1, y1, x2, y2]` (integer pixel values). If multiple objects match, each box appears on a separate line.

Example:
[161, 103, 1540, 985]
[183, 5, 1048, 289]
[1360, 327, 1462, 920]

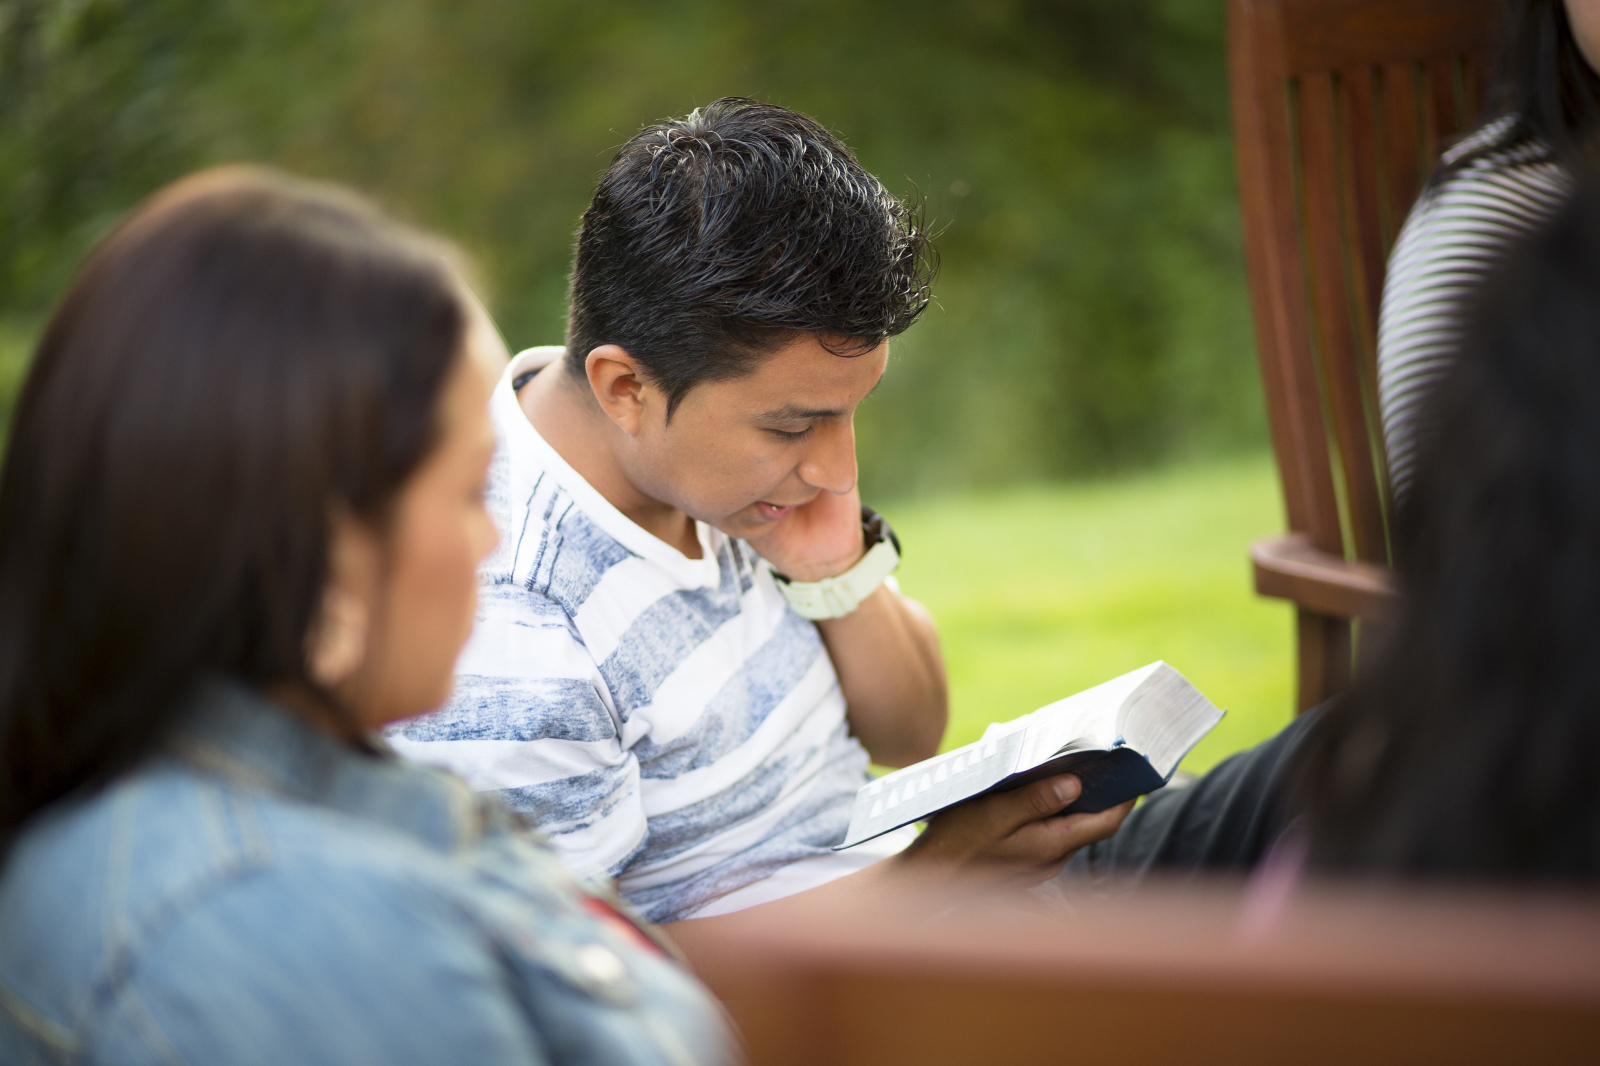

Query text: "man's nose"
[796, 420, 857, 495]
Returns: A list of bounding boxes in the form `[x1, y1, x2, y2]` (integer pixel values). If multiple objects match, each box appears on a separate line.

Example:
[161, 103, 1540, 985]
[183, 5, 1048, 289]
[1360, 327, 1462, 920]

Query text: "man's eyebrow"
[757, 403, 850, 421]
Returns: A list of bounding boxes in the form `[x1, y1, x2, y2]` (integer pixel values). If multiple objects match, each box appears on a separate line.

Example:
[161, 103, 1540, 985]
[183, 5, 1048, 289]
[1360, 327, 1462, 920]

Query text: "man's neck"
[517, 362, 702, 559]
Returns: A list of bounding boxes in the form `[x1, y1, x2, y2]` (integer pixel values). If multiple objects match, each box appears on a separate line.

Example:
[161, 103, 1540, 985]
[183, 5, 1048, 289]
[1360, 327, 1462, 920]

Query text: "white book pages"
[1117, 664, 1226, 777]
[1011, 662, 1167, 769]
[838, 662, 1224, 850]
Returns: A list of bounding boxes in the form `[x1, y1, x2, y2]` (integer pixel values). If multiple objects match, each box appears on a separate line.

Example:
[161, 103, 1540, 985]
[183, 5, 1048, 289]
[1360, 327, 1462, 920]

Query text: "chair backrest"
[689, 881, 1600, 1066]
[1232, 0, 1502, 565]
[1230, 0, 1504, 708]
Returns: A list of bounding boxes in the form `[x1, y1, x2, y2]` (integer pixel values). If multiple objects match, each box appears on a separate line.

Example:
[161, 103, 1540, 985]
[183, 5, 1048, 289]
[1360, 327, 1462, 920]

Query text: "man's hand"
[744, 485, 946, 768]
[894, 774, 1136, 888]
[741, 483, 864, 583]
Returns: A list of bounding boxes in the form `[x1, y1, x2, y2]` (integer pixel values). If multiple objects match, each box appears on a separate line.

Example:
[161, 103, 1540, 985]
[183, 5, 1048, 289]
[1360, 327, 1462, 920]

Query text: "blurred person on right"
[1298, 170, 1600, 878]
[1378, 0, 1600, 502]
[1061, 174, 1600, 886]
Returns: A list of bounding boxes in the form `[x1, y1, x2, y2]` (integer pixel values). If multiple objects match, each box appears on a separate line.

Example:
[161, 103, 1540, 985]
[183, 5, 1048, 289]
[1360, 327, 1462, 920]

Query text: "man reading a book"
[388, 98, 1132, 944]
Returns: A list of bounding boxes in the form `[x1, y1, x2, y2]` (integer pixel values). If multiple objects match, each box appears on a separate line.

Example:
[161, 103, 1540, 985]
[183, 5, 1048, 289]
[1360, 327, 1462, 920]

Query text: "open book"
[835, 662, 1224, 850]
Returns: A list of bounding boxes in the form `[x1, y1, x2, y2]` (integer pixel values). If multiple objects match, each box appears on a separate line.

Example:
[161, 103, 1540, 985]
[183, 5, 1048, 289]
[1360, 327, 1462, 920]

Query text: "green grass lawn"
[886, 453, 1294, 775]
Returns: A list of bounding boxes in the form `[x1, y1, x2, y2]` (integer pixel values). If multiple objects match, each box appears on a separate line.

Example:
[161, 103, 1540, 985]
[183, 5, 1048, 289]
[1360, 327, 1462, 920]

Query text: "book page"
[1010, 662, 1166, 769]
[1116, 662, 1225, 777]
[838, 662, 1225, 849]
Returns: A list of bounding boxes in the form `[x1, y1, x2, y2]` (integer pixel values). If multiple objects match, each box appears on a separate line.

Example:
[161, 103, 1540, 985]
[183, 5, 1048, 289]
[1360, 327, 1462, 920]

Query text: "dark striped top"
[1377, 117, 1570, 502]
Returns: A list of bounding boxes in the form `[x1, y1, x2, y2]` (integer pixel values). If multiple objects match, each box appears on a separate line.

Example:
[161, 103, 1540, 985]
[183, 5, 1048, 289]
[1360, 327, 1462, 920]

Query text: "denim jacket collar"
[169, 678, 488, 857]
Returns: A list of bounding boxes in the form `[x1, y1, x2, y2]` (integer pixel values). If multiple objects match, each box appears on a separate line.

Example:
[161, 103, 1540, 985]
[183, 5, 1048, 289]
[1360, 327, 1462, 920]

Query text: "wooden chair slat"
[1296, 71, 1389, 564]
[1379, 60, 1425, 247]
[1425, 54, 1463, 156]
[1338, 66, 1389, 391]
[1231, 16, 1348, 560]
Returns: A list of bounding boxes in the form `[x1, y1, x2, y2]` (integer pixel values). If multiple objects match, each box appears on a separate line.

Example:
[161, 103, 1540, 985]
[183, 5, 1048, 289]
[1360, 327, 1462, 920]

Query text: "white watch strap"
[774, 537, 900, 620]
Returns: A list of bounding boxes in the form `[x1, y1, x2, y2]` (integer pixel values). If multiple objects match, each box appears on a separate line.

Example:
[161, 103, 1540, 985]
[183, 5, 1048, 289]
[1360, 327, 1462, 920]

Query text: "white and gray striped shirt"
[388, 347, 913, 923]
[1378, 117, 1570, 501]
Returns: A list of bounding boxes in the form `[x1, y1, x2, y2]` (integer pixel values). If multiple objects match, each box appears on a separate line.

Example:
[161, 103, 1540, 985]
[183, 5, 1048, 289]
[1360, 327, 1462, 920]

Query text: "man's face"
[626, 334, 887, 540]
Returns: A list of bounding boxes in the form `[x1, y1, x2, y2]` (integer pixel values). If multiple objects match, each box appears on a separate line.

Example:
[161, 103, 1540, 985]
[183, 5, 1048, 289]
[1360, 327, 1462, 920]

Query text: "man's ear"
[585, 344, 650, 436]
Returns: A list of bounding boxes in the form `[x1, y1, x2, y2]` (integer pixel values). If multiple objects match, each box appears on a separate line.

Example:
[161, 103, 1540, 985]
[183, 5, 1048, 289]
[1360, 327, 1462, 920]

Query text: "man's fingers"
[1010, 797, 1136, 862]
[1011, 771, 1075, 832]
[911, 782, 1133, 873]
[1078, 797, 1137, 836]
[934, 773, 1083, 839]
[987, 796, 1136, 866]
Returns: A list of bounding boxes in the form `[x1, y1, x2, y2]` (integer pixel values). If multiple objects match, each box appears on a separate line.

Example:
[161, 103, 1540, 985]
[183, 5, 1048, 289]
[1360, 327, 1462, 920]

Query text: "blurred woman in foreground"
[0, 169, 733, 1064]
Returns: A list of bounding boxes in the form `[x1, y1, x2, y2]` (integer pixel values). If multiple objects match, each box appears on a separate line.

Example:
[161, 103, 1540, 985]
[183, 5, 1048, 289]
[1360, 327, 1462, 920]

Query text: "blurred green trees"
[0, 0, 1263, 492]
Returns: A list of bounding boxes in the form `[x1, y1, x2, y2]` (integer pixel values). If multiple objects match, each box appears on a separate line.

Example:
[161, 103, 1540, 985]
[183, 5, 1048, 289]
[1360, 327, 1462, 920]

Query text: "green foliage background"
[0, 0, 1263, 492]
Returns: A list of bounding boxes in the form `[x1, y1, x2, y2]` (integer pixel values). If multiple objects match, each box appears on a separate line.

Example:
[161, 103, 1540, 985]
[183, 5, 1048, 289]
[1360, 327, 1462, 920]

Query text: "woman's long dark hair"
[1447, 0, 1600, 171]
[1300, 178, 1600, 879]
[0, 168, 466, 850]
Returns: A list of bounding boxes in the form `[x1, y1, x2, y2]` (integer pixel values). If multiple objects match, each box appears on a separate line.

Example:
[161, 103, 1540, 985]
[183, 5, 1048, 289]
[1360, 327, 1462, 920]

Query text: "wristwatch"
[772, 506, 901, 620]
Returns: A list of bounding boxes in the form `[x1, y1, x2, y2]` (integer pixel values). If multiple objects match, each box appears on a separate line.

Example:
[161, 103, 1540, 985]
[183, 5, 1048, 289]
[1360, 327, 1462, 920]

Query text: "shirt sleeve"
[95, 865, 553, 1066]
[386, 583, 647, 879]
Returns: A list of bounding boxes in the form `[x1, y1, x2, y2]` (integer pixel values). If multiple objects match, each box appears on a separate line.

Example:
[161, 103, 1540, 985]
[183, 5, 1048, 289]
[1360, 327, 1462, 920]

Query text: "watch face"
[861, 505, 901, 556]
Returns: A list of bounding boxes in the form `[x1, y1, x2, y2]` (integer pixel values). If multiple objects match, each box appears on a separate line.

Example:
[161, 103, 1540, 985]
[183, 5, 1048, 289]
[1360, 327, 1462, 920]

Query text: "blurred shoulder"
[1414, 117, 1570, 228]
[91, 854, 546, 1066]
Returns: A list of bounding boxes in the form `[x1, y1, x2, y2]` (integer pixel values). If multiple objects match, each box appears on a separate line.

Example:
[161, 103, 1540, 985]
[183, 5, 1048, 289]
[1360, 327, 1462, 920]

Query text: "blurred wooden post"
[1228, 0, 1503, 711]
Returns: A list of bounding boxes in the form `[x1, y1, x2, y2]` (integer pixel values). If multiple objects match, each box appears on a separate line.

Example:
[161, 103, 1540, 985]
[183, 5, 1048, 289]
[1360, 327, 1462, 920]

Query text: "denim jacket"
[0, 680, 736, 1065]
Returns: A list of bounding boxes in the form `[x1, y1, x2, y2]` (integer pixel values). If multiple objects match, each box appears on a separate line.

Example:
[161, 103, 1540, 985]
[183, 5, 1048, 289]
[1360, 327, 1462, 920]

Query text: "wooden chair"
[688, 881, 1600, 1065]
[1229, 0, 1505, 711]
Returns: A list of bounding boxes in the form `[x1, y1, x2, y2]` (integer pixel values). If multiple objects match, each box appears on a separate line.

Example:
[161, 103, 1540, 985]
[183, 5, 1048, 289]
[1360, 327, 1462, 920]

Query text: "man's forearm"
[818, 584, 948, 766]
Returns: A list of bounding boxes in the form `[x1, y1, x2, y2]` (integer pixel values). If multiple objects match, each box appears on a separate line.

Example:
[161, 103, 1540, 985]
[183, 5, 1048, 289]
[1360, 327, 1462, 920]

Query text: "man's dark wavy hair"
[564, 97, 934, 416]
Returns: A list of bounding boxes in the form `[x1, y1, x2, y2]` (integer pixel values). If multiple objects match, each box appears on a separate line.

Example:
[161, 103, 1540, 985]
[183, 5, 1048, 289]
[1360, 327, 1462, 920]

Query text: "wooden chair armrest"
[1252, 532, 1398, 621]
